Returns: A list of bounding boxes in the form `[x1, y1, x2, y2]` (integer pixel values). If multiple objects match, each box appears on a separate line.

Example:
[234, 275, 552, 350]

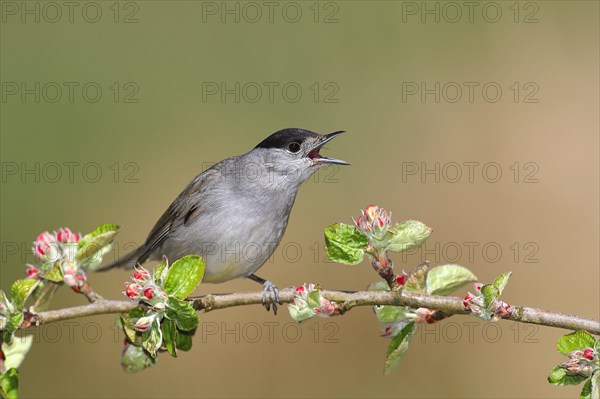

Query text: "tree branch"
[27, 289, 600, 335]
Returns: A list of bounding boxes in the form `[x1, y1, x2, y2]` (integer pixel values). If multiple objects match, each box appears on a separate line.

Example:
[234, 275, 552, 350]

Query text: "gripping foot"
[248, 274, 280, 315]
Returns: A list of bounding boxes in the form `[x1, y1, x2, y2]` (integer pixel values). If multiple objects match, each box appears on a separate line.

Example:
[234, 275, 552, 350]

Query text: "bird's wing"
[136, 168, 218, 263]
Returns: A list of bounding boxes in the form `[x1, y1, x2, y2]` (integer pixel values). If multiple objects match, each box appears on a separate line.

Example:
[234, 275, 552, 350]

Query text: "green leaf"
[29, 282, 58, 313]
[3, 333, 13, 346]
[492, 271, 512, 296]
[306, 289, 321, 308]
[367, 281, 389, 292]
[557, 331, 597, 355]
[163, 255, 205, 300]
[142, 319, 163, 358]
[404, 263, 429, 293]
[166, 297, 200, 331]
[80, 244, 114, 271]
[0, 291, 14, 314]
[288, 304, 316, 322]
[595, 339, 600, 353]
[1, 335, 33, 370]
[153, 258, 169, 286]
[0, 368, 19, 399]
[6, 314, 23, 335]
[384, 322, 417, 375]
[590, 371, 600, 399]
[175, 328, 195, 351]
[121, 342, 156, 373]
[547, 366, 588, 386]
[480, 272, 512, 309]
[10, 279, 39, 309]
[76, 224, 120, 269]
[384, 220, 432, 253]
[426, 264, 478, 296]
[3, 289, 29, 337]
[366, 281, 408, 323]
[77, 223, 120, 248]
[374, 305, 409, 324]
[580, 378, 592, 399]
[324, 223, 369, 265]
[161, 320, 177, 357]
[120, 308, 145, 345]
[39, 262, 63, 283]
[117, 318, 137, 345]
[480, 284, 497, 309]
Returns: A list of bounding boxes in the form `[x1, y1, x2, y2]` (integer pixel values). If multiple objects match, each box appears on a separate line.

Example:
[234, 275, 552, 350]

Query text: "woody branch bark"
[24, 289, 600, 335]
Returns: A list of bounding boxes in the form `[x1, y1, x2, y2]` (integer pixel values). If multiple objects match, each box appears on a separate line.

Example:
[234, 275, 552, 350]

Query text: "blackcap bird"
[99, 128, 349, 313]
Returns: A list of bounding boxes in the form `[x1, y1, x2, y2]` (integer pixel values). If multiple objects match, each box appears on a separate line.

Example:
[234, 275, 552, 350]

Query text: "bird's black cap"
[255, 128, 319, 149]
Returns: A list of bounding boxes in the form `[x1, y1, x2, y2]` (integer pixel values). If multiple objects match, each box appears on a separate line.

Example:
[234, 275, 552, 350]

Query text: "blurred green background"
[1, 1, 598, 397]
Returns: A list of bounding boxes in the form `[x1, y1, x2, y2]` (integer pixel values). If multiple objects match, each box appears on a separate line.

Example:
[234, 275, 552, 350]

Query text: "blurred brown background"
[1, 1, 598, 397]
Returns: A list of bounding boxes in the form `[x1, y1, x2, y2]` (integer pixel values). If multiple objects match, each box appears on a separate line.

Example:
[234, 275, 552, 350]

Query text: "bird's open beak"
[307, 131, 350, 165]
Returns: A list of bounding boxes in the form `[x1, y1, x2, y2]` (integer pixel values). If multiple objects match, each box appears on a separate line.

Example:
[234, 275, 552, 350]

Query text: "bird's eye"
[287, 142, 301, 153]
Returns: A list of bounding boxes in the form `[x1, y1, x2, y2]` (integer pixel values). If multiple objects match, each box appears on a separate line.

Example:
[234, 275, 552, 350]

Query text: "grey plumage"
[99, 129, 348, 289]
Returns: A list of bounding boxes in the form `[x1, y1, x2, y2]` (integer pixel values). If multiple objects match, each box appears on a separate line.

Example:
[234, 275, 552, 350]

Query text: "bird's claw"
[261, 280, 280, 315]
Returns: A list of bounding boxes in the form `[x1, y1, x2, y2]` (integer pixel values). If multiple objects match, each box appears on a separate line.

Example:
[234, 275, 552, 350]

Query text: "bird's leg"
[248, 274, 280, 315]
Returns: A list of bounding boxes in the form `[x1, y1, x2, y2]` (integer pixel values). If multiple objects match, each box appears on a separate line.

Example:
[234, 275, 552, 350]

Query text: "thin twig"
[72, 281, 103, 303]
[25, 289, 600, 335]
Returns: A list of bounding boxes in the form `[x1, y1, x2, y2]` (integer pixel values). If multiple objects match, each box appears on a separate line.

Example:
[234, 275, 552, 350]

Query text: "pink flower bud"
[75, 272, 86, 284]
[365, 205, 378, 219]
[0, 353, 4, 373]
[381, 325, 392, 337]
[295, 286, 305, 293]
[561, 358, 591, 376]
[463, 293, 474, 308]
[143, 287, 155, 300]
[134, 315, 154, 332]
[570, 350, 585, 358]
[474, 283, 483, 291]
[318, 297, 337, 316]
[63, 274, 77, 287]
[355, 205, 392, 235]
[132, 267, 150, 283]
[56, 228, 80, 243]
[124, 282, 142, 299]
[396, 274, 406, 285]
[26, 266, 38, 279]
[413, 307, 433, 323]
[35, 231, 55, 244]
[322, 303, 336, 316]
[583, 349, 595, 361]
[293, 297, 307, 308]
[494, 301, 512, 319]
[33, 231, 58, 260]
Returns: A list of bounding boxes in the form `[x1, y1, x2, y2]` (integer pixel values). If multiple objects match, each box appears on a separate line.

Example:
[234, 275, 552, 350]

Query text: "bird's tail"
[96, 246, 144, 272]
